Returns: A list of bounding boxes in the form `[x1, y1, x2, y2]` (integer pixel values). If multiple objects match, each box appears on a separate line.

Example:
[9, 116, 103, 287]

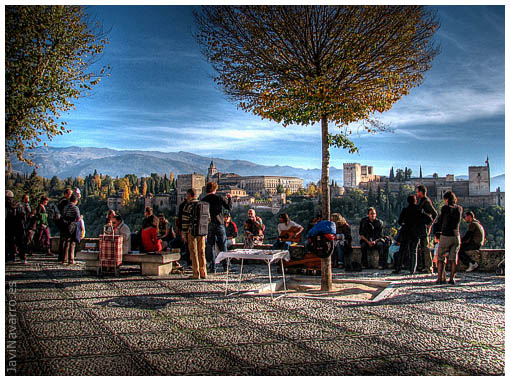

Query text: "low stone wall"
[51, 237, 504, 272]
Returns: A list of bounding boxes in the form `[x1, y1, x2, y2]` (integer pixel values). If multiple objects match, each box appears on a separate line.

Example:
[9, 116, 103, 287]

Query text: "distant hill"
[10, 146, 344, 185]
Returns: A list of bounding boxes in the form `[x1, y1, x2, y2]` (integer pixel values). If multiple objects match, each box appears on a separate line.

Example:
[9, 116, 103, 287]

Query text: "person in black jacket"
[57, 188, 73, 262]
[415, 185, 438, 273]
[201, 182, 232, 272]
[394, 194, 420, 274]
[359, 207, 385, 269]
[435, 191, 463, 285]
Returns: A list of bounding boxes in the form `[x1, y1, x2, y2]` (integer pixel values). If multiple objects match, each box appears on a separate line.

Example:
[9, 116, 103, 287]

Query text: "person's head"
[144, 206, 153, 217]
[64, 188, 73, 199]
[407, 194, 417, 206]
[464, 211, 475, 223]
[107, 209, 116, 220]
[150, 215, 159, 228]
[6, 190, 14, 199]
[416, 185, 427, 199]
[69, 194, 78, 204]
[224, 213, 231, 224]
[158, 213, 166, 223]
[186, 188, 196, 201]
[332, 213, 347, 225]
[206, 182, 218, 194]
[22, 194, 29, 203]
[248, 209, 256, 219]
[434, 232, 441, 243]
[367, 207, 377, 221]
[112, 215, 123, 229]
[40, 196, 49, 205]
[279, 213, 289, 224]
[443, 190, 457, 205]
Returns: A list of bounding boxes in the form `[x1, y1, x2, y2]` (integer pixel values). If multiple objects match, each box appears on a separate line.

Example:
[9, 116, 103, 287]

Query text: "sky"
[45, 5, 505, 178]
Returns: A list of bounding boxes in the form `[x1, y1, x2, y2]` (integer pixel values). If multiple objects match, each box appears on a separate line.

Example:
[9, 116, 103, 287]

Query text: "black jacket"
[359, 217, 383, 242]
[398, 204, 420, 241]
[416, 196, 438, 236]
[436, 204, 463, 237]
[201, 193, 232, 225]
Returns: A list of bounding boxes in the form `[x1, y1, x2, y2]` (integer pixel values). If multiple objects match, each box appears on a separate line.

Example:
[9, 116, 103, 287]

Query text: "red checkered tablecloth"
[99, 234, 123, 268]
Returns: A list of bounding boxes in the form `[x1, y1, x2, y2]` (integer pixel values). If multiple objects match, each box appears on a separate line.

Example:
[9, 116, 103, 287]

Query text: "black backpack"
[191, 201, 210, 236]
[309, 234, 335, 258]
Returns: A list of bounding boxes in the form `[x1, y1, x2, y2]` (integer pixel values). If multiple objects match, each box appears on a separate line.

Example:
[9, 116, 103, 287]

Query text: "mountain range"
[11, 146, 505, 191]
[10, 146, 344, 185]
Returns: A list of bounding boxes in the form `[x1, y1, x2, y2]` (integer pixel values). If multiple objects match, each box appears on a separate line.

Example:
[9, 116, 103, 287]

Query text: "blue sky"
[47, 5, 505, 178]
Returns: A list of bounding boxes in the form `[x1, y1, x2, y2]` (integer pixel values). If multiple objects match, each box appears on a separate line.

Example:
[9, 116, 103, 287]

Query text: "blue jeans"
[206, 223, 227, 271]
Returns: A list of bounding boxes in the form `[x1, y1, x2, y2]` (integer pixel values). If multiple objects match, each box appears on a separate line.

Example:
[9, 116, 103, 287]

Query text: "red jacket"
[141, 227, 162, 252]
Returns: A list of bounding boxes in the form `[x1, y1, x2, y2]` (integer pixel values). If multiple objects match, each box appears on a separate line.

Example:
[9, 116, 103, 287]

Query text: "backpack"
[191, 201, 210, 236]
[309, 233, 336, 258]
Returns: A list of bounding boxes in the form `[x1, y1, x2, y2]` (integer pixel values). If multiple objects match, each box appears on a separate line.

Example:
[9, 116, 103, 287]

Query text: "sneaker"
[466, 262, 478, 272]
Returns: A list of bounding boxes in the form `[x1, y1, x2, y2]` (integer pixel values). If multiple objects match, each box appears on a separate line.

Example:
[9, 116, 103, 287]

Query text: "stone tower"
[207, 160, 217, 182]
[468, 159, 490, 196]
[343, 163, 361, 188]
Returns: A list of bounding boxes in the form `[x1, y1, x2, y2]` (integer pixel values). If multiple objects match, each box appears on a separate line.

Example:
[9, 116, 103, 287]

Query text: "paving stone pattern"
[5, 254, 505, 376]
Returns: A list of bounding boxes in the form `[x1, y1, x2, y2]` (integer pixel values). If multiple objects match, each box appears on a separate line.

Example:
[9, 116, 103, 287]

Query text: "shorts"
[437, 235, 460, 263]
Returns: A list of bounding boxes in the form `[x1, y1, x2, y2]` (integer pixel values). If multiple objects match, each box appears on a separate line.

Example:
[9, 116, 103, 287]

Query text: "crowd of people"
[6, 183, 486, 285]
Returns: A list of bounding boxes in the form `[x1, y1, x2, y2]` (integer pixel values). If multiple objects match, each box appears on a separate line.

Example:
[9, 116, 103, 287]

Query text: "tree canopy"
[5, 5, 110, 170]
[194, 5, 439, 290]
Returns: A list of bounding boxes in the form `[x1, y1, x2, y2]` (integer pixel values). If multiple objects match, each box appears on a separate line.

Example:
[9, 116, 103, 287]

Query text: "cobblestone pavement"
[5, 254, 505, 376]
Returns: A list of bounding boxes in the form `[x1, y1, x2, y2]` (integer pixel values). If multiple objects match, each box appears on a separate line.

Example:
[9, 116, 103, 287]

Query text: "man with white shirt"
[272, 213, 303, 251]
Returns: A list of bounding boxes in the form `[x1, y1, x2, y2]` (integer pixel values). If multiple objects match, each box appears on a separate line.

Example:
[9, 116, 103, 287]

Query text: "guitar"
[278, 226, 302, 243]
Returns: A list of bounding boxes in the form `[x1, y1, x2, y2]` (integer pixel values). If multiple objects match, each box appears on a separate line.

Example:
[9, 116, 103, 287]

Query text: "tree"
[194, 5, 439, 291]
[389, 167, 395, 181]
[419, 165, 423, 179]
[395, 168, 405, 182]
[405, 167, 412, 180]
[5, 5, 110, 171]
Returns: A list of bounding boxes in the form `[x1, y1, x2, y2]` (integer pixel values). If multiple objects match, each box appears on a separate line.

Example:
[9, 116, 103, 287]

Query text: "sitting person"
[157, 213, 175, 250]
[359, 207, 386, 269]
[224, 213, 238, 249]
[112, 215, 131, 255]
[141, 215, 163, 252]
[457, 211, 485, 272]
[244, 209, 265, 249]
[331, 213, 352, 269]
[272, 213, 303, 251]
[104, 209, 116, 234]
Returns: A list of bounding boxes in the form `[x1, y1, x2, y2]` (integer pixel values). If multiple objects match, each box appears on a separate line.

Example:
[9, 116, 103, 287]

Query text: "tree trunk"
[320, 116, 332, 292]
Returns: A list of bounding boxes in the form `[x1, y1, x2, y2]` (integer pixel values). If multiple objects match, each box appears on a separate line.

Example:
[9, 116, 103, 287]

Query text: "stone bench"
[75, 250, 181, 277]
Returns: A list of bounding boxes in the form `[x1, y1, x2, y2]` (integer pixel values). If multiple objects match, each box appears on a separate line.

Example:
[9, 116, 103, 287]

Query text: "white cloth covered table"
[215, 249, 290, 298]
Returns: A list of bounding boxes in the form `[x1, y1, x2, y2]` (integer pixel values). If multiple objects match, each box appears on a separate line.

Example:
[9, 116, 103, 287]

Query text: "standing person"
[224, 213, 238, 249]
[359, 207, 385, 269]
[273, 213, 304, 251]
[435, 191, 463, 285]
[36, 196, 51, 255]
[6, 190, 22, 263]
[395, 195, 420, 274]
[141, 215, 163, 252]
[415, 185, 438, 273]
[57, 188, 73, 262]
[202, 182, 232, 272]
[112, 215, 131, 256]
[62, 195, 80, 265]
[16, 194, 32, 263]
[244, 209, 265, 249]
[181, 189, 207, 279]
[331, 213, 352, 269]
[458, 211, 485, 272]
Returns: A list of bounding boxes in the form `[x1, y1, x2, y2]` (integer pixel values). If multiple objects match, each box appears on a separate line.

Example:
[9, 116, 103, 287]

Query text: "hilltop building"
[349, 159, 504, 208]
[343, 163, 380, 188]
[176, 173, 206, 206]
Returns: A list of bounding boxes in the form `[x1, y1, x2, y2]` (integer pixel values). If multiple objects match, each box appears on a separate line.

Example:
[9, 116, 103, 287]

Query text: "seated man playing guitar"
[272, 213, 304, 251]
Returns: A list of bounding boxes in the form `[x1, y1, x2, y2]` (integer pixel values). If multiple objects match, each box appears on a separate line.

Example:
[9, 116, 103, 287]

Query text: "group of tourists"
[5, 188, 85, 265]
[394, 185, 485, 284]
[7, 181, 485, 286]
